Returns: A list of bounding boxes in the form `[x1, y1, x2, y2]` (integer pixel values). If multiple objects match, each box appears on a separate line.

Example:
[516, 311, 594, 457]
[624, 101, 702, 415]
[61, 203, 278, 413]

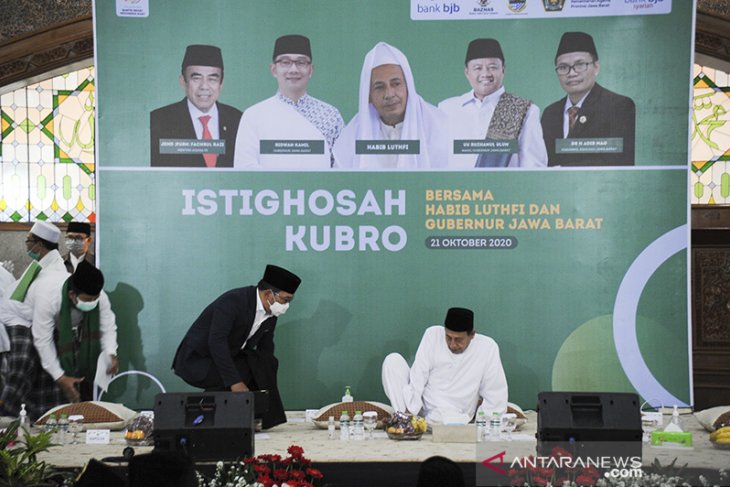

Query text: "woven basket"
[313, 401, 393, 429]
[34, 401, 137, 430]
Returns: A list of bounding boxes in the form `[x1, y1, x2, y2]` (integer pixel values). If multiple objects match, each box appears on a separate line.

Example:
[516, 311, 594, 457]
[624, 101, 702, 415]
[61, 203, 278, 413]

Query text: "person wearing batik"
[233, 35, 344, 169]
[63, 221, 95, 273]
[0, 222, 69, 419]
[30, 260, 118, 419]
[438, 38, 547, 169]
[332, 42, 449, 169]
[381, 307, 508, 425]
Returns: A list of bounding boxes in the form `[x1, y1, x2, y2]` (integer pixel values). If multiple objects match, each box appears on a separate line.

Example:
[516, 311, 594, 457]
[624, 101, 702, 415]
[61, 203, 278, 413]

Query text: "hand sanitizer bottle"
[18, 403, 30, 440]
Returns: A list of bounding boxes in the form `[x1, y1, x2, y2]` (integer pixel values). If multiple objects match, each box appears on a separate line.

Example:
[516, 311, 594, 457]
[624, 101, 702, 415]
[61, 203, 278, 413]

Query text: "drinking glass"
[363, 411, 378, 440]
[501, 413, 517, 441]
[641, 412, 662, 443]
[68, 415, 84, 444]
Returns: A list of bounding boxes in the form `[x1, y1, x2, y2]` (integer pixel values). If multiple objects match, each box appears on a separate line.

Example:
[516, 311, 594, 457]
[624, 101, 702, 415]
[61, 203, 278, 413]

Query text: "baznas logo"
[477, 0, 491, 6]
[508, 0, 527, 13]
[542, 0, 564, 11]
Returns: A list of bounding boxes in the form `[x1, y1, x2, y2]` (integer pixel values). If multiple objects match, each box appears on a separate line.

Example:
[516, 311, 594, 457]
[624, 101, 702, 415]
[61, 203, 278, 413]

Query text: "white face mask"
[269, 297, 289, 317]
[75, 296, 100, 312]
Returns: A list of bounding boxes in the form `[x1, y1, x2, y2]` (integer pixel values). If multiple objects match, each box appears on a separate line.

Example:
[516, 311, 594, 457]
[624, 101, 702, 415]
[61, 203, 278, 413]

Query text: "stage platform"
[36, 411, 730, 486]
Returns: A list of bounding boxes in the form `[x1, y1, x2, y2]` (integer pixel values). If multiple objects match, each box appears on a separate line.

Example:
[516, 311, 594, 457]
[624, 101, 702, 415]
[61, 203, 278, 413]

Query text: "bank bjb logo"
[542, 0, 564, 11]
[507, 0, 527, 13]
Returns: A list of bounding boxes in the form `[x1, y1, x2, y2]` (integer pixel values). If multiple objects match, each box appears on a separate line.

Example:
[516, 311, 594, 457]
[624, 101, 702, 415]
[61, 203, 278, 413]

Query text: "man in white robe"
[382, 307, 508, 425]
[234, 35, 344, 169]
[333, 42, 449, 169]
[439, 38, 547, 169]
[0, 222, 69, 418]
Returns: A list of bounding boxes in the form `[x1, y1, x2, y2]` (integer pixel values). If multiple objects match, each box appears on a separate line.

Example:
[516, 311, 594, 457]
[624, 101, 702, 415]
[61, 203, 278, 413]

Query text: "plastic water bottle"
[339, 411, 350, 441]
[489, 412, 501, 441]
[476, 411, 487, 442]
[45, 414, 58, 442]
[18, 403, 30, 440]
[327, 416, 336, 440]
[353, 411, 364, 441]
[57, 414, 69, 444]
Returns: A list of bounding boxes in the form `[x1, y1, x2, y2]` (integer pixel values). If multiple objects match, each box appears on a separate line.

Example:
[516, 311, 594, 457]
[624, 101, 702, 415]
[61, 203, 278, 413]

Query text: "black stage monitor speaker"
[536, 391, 642, 462]
[153, 392, 254, 461]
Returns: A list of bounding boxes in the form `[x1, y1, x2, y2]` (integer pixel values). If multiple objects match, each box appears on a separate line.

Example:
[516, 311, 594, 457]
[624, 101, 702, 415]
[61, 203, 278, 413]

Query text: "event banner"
[94, 0, 693, 410]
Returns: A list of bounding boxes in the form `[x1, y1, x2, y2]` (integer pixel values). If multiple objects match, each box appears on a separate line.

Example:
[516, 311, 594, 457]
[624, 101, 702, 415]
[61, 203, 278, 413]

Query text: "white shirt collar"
[69, 253, 85, 270]
[463, 86, 505, 107]
[186, 99, 219, 121]
[563, 90, 591, 112]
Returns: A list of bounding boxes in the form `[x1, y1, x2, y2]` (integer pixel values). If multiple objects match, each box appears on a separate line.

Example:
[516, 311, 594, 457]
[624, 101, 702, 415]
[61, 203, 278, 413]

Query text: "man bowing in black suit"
[150, 44, 242, 167]
[172, 265, 301, 429]
[541, 32, 635, 167]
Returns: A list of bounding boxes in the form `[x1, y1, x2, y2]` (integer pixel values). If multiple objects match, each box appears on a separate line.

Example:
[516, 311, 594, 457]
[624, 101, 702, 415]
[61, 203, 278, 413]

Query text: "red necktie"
[199, 115, 217, 168]
[567, 106, 580, 131]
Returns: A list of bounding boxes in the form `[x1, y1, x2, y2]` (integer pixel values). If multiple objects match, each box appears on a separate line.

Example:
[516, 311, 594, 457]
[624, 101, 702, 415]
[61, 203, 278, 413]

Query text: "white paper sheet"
[94, 354, 113, 392]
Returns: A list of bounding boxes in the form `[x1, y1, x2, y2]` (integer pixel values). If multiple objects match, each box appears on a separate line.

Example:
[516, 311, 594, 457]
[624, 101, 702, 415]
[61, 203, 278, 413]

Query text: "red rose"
[550, 447, 573, 459]
[256, 474, 275, 487]
[576, 474, 598, 485]
[254, 464, 271, 475]
[509, 475, 526, 485]
[288, 445, 305, 458]
[306, 468, 324, 479]
[258, 454, 280, 463]
[274, 468, 290, 481]
[289, 470, 306, 480]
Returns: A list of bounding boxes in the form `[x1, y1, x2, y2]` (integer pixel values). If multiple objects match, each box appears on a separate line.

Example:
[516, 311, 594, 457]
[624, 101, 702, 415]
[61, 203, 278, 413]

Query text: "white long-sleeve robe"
[383, 325, 508, 424]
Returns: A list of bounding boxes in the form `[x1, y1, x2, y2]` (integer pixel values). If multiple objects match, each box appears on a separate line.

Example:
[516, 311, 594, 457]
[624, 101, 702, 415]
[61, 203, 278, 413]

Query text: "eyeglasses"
[25, 238, 37, 245]
[555, 61, 595, 76]
[273, 291, 294, 304]
[275, 59, 311, 69]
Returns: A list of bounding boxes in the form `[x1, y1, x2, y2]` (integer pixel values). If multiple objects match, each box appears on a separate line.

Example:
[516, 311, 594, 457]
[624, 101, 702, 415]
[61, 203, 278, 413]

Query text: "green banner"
[94, 0, 693, 410]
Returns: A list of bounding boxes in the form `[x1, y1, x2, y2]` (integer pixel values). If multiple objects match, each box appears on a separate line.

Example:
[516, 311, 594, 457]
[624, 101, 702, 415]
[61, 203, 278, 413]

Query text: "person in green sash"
[30, 260, 119, 413]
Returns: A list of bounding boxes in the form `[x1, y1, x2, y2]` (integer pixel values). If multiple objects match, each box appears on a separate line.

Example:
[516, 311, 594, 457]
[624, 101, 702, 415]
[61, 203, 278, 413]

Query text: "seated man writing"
[381, 307, 508, 424]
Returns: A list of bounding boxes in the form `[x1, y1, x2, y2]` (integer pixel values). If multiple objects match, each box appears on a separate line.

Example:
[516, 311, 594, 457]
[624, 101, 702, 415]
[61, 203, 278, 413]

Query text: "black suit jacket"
[150, 99, 242, 167]
[63, 251, 95, 273]
[172, 286, 277, 388]
[541, 83, 635, 166]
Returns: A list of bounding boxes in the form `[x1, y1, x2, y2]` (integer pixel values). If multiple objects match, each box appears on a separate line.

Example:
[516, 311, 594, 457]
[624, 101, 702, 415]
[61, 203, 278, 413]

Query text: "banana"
[710, 426, 730, 441]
